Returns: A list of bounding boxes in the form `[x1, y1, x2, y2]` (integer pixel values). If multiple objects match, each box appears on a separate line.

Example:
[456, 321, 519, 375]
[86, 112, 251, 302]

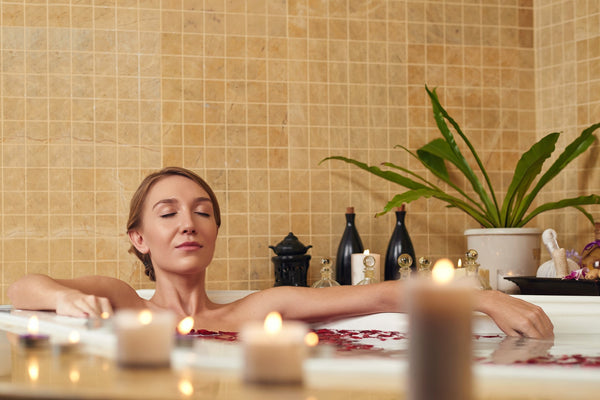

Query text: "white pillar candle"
[407, 259, 473, 400]
[240, 311, 309, 384]
[114, 309, 176, 368]
[351, 250, 380, 284]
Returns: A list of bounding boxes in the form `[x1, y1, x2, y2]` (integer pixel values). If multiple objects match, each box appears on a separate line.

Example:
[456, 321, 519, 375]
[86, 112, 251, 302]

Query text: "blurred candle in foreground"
[407, 258, 473, 400]
[19, 316, 50, 348]
[175, 316, 195, 348]
[54, 330, 81, 353]
[240, 311, 309, 384]
[114, 309, 175, 368]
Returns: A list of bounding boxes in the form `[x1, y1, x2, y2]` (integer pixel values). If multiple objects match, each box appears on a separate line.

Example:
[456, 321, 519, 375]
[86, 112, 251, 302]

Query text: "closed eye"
[195, 212, 210, 217]
[160, 212, 176, 218]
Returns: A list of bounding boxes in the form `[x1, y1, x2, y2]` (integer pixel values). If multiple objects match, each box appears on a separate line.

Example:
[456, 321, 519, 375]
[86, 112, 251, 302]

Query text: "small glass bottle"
[464, 249, 490, 290]
[357, 255, 378, 285]
[398, 253, 413, 280]
[417, 256, 432, 278]
[312, 258, 341, 288]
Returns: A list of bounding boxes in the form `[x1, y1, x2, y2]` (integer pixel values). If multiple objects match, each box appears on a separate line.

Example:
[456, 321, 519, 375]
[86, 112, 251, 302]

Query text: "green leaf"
[425, 86, 501, 226]
[377, 189, 494, 227]
[500, 132, 559, 225]
[574, 206, 597, 226]
[417, 139, 487, 213]
[518, 195, 600, 227]
[511, 122, 600, 225]
[320, 156, 429, 191]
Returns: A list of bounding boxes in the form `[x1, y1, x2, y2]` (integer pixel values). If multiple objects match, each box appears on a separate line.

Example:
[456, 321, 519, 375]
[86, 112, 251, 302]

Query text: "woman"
[8, 167, 553, 338]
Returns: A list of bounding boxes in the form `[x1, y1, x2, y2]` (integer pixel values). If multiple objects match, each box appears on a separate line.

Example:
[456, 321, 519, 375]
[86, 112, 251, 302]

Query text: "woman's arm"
[230, 282, 554, 339]
[473, 290, 554, 338]
[7, 274, 144, 318]
[224, 281, 404, 328]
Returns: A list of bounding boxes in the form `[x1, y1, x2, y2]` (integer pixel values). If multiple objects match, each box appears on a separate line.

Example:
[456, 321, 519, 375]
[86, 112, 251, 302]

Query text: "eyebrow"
[151, 197, 213, 210]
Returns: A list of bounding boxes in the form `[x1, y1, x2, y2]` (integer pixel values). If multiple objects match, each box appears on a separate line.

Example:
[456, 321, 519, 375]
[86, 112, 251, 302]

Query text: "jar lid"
[269, 232, 312, 256]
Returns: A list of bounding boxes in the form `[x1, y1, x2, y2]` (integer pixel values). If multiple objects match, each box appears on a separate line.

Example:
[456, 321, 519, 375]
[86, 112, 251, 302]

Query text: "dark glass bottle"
[384, 205, 416, 280]
[335, 207, 364, 285]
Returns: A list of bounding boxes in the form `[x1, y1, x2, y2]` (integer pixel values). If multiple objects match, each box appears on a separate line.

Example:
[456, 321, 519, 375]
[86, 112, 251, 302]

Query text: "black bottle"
[384, 205, 416, 280]
[335, 207, 364, 285]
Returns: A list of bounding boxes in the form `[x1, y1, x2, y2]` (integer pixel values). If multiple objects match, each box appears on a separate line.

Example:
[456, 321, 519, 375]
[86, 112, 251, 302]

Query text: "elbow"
[7, 274, 37, 307]
[7, 281, 20, 306]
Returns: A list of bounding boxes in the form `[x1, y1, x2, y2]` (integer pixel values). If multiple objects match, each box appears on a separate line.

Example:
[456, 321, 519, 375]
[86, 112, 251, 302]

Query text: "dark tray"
[505, 276, 600, 296]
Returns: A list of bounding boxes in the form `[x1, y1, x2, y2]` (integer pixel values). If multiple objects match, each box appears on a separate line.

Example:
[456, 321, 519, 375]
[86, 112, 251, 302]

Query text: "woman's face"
[128, 175, 219, 277]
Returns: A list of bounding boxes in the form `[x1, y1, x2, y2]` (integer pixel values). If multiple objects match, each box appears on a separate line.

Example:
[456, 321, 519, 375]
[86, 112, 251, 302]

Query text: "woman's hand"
[55, 289, 114, 318]
[475, 290, 554, 339]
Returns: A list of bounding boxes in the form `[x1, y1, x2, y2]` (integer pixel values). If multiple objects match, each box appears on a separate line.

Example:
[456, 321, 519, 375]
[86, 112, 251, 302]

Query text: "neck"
[149, 270, 213, 317]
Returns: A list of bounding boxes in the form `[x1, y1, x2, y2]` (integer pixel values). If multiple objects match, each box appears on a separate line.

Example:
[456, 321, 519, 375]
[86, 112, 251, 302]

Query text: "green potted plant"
[323, 86, 600, 288]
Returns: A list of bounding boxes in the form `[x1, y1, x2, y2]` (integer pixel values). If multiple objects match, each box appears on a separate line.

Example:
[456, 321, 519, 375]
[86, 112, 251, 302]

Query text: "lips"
[176, 242, 202, 250]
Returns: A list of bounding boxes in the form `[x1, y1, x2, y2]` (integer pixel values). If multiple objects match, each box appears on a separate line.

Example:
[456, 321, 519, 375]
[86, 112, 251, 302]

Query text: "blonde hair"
[126, 167, 221, 281]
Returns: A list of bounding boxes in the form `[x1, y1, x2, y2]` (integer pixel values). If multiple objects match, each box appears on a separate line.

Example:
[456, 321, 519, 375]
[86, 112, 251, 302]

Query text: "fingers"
[474, 290, 554, 339]
[508, 298, 554, 339]
[57, 293, 114, 318]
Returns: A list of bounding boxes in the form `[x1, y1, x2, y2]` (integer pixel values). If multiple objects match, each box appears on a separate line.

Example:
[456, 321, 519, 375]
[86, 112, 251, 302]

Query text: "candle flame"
[28, 358, 39, 382]
[27, 316, 40, 335]
[432, 258, 455, 284]
[177, 316, 194, 335]
[264, 311, 282, 334]
[304, 331, 319, 347]
[138, 310, 153, 325]
[68, 331, 80, 344]
[100, 311, 110, 320]
[178, 378, 194, 396]
[364, 249, 370, 255]
[457, 258, 462, 268]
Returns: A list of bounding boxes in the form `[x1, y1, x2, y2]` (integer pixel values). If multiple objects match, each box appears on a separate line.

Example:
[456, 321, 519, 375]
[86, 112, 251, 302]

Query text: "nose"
[181, 212, 197, 234]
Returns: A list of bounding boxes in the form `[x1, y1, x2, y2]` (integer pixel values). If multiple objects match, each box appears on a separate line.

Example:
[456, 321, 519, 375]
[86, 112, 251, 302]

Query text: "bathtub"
[2, 291, 600, 399]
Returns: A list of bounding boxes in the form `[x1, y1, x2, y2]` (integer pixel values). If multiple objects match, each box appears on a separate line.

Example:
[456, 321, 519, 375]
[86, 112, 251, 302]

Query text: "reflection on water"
[490, 336, 554, 364]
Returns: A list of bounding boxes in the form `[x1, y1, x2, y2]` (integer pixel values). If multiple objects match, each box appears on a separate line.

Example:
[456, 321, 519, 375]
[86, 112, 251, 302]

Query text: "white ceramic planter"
[464, 228, 542, 292]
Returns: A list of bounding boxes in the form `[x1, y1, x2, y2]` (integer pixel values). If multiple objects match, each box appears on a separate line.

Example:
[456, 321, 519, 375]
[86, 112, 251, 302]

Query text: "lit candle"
[351, 249, 381, 285]
[114, 309, 176, 367]
[454, 258, 467, 279]
[54, 330, 81, 353]
[175, 316, 195, 348]
[496, 269, 518, 293]
[19, 316, 50, 348]
[86, 311, 111, 329]
[240, 311, 309, 384]
[407, 259, 473, 400]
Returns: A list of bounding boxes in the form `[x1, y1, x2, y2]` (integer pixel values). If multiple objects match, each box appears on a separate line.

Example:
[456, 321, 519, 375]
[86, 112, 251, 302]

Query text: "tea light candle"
[86, 311, 111, 329]
[240, 311, 309, 384]
[175, 316, 195, 348]
[54, 330, 81, 353]
[114, 309, 176, 367]
[454, 258, 467, 279]
[496, 270, 519, 293]
[19, 316, 50, 348]
[351, 249, 380, 285]
[407, 259, 473, 400]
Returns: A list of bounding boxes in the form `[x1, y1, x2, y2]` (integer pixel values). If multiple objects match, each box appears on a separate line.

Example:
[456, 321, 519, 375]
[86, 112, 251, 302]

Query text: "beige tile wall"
[1, 0, 598, 302]
[534, 0, 600, 253]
